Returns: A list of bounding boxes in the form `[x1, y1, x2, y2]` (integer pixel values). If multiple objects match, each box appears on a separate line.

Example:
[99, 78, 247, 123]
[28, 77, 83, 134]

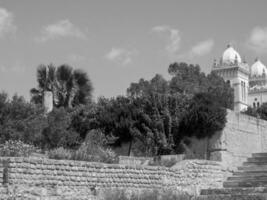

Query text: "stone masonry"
[0, 157, 230, 199]
[190, 109, 267, 169]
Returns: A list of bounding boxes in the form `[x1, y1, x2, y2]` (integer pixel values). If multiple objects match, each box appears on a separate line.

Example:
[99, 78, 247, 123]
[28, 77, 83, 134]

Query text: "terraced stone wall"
[190, 109, 267, 169]
[0, 157, 230, 199]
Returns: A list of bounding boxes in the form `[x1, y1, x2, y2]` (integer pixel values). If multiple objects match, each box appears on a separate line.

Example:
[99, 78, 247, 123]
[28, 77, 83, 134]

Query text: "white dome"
[222, 44, 242, 64]
[251, 58, 267, 76]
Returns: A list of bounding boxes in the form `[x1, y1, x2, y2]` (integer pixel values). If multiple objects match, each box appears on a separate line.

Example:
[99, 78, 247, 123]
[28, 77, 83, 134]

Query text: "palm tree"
[30, 64, 93, 109]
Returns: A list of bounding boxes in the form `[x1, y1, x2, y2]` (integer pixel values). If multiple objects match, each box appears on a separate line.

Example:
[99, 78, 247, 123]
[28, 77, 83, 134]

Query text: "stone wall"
[190, 109, 267, 169]
[0, 157, 230, 199]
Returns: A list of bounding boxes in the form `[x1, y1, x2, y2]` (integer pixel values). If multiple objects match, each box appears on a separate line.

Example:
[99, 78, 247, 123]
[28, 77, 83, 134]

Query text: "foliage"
[148, 157, 178, 168]
[30, 64, 93, 108]
[42, 107, 81, 149]
[48, 129, 118, 163]
[72, 129, 117, 163]
[124, 62, 232, 155]
[93, 94, 189, 156]
[0, 140, 37, 157]
[48, 147, 72, 160]
[243, 103, 267, 120]
[178, 92, 227, 140]
[168, 62, 234, 109]
[0, 93, 46, 145]
[0, 61, 232, 159]
[101, 189, 192, 200]
[127, 74, 169, 97]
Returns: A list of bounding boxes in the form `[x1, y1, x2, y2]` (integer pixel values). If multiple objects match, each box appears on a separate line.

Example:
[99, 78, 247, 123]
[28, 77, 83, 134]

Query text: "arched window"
[253, 102, 256, 108]
[257, 102, 260, 108]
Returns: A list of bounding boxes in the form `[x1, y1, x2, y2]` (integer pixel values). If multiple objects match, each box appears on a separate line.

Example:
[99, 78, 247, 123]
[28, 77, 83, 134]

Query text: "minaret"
[212, 44, 250, 112]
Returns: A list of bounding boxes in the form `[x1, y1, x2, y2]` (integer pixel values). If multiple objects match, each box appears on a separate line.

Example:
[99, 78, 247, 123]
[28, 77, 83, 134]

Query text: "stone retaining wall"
[0, 157, 230, 199]
[190, 109, 267, 169]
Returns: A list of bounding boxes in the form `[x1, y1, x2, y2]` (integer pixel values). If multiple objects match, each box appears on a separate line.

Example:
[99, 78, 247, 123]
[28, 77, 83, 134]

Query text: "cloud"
[35, 19, 86, 42]
[152, 25, 181, 54]
[190, 39, 214, 56]
[178, 39, 214, 59]
[247, 26, 267, 53]
[0, 7, 16, 38]
[105, 48, 135, 65]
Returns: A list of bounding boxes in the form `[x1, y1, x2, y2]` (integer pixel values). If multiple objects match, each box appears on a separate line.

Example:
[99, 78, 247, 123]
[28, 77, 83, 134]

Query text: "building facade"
[212, 44, 267, 112]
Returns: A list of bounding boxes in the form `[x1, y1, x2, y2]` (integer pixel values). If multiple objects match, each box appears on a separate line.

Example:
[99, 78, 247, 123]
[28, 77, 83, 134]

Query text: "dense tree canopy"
[0, 93, 46, 144]
[0, 61, 234, 158]
[123, 62, 233, 155]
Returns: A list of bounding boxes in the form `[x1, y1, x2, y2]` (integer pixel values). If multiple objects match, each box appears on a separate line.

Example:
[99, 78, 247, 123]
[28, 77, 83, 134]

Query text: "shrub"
[71, 129, 117, 163]
[148, 157, 177, 168]
[71, 140, 118, 163]
[41, 108, 81, 149]
[47, 130, 118, 164]
[0, 140, 37, 157]
[48, 147, 72, 160]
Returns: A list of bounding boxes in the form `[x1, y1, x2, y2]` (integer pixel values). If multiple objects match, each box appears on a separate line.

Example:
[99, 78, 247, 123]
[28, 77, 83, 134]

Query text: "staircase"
[200, 153, 267, 199]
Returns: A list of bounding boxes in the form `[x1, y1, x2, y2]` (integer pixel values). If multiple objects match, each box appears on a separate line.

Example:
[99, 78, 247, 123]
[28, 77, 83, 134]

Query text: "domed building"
[248, 58, 267, 109]
[212, 44, 250, 112]
[212, 44, 267, 111]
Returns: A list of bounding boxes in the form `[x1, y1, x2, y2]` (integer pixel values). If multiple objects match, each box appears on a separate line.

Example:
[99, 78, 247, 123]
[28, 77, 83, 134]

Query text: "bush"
[101, 189, 192, 200]
[148, 157, 177, 168]
[0, 140, 37, 157]
[48, 147, 72, 160]
[47, 130, 118, 164]
[71, 140, 117, 163]
[41, 108, 81, 149]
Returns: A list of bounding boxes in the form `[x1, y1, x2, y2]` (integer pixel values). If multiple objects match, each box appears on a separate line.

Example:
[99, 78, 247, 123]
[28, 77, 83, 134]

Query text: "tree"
[168, 62, 206, 94]
[178, 92, 227, 139]
[41, 108, 80, 149]
[124, 62, 232, 156]
[127, 74, 169, 97]
[30, 64, 93, 108]
[168, 62, 234, 109]
[0, 93, 46, 145]
[177, 92, 227, 158]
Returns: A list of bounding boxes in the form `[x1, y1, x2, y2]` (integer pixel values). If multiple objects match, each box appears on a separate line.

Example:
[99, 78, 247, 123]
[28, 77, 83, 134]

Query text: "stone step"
[243, 161, 267, 166]
[233, 171, 267, 176]
[196, 194, 267, 200]
[247, 157, 267, 162]
[228, 175, 267, 181]
[223, 180, 267, 188]
[238, 165, 267, 171]
[252, 153, 267, 158]
[201, 187, 267, 195]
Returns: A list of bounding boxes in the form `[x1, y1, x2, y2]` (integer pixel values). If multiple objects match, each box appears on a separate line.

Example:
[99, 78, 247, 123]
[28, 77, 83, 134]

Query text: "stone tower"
[212, 44, 250, 112]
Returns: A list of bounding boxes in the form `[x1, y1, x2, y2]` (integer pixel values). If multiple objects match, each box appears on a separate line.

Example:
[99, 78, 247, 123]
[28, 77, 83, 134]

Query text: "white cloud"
[191, 39, 214, 56]
[247, 26, 267, 53]
[152, 25, 181, 54]
[105, 48, 135, 65]
[0, 8, 16, 38]
[178, 39, 214, 60]
[35, 19, 86, 42]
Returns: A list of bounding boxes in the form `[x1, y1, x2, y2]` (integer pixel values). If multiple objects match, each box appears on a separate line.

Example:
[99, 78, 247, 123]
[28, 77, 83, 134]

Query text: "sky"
[1, 0, 267, 100]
